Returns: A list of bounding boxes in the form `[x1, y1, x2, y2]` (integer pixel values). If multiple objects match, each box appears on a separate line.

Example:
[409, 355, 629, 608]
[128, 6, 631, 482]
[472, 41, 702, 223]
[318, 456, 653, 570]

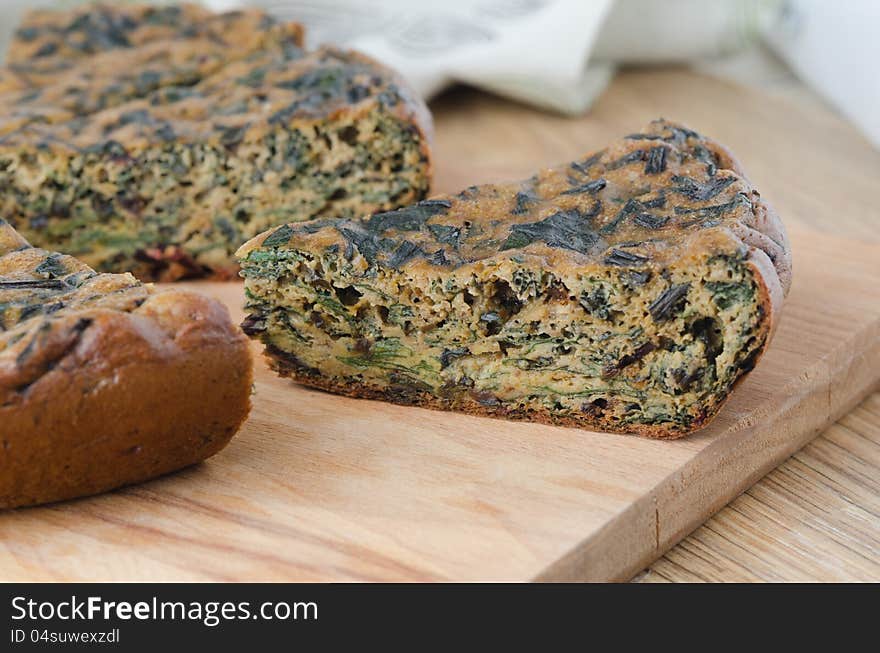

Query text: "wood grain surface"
[1, 69, 878, 582]
[636, 393, 880, 581]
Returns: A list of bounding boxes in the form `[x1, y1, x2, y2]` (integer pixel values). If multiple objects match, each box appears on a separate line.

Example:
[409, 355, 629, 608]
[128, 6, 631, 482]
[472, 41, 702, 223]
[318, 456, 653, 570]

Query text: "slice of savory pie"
[237, 120, 791, 438]
[0, 219, 252, 508]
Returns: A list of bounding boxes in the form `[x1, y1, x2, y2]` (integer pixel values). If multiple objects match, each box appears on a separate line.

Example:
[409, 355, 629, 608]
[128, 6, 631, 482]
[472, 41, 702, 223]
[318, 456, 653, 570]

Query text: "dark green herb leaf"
[604, 249, 649, 267]
[612, 342, 657, 374]
[570, 150, 604, 175]
[624, 133, 664, 141]
[706, 281, 753, 310]
[15, 27, 39, 42]
[34, 254, 66, 279]
[633, 213, 668, 229]
[427, 224, 461, 246]
[134, 70, 160, 95]
[600, 198, 640, 234]
[367, 199, 451, 233]
[237, 67, 266, 88]
[241, 314, 266, 336]
[85, 139, 128, 158]
[501, 204, 602, 254]
[579, 286, 611, 320]
[113, 110, 150, 130]
[640, 193, 667, 209]
[622, 269, 652, 289]
[625, 124, 700, 144]
[457, 185, 479, 200]
[34, 42, 59, 58]
[606, 149, 646, 170]
[347, 85, 370, 103]
[338, 224, 382, 263]
[276, 67, 342, 92]
[426, 249, 450, 266]
[262, 224, 294, 248]
[672, 175, 735, 200]
[387, 240, 422, 268]
[512, 189, 539, 214]
[440, 347, 470, 369]
[674, 193, 750, 220]
[649, 283, 690, 321]
[214, 217, 238, 242]
[154, 123, 176, 141]
[644, 146, 668, 174]
[218, 123, 250, 149]
[0, 279, 68, 290]
[561, 178, 606, 195]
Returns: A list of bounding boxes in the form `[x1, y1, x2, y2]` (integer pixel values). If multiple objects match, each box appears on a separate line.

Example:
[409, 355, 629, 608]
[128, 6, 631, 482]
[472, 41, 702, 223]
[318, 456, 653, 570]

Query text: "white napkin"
[229, 0, 779, 114]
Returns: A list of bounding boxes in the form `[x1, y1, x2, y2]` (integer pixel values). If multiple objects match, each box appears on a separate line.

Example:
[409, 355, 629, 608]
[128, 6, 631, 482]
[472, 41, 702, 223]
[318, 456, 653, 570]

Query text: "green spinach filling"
[241, 247, 764, 432]
[0, 110, 427, 278]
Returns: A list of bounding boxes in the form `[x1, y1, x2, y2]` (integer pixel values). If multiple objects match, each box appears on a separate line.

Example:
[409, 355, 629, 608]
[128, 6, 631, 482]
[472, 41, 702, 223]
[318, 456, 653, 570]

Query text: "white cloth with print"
[219, 0, 779, 114]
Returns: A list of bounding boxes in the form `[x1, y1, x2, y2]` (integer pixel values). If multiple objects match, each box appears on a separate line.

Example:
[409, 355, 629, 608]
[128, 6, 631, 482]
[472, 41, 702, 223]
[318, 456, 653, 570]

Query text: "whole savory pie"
[0, 3, 432, 281]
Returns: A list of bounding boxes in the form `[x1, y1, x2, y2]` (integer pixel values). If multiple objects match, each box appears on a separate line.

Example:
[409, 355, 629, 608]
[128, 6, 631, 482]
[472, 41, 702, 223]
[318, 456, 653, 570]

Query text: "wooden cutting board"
[1, 70, 878, 582]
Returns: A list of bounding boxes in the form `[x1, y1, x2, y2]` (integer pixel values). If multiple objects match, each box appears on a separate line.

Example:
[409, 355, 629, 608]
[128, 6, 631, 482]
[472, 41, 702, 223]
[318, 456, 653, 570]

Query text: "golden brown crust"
[0, 291, 253, 509]
[728, 190, 788, 347]
[0, 224, 253, 509]
[687, 129, 791, 296]
[8, 4, 219, 70]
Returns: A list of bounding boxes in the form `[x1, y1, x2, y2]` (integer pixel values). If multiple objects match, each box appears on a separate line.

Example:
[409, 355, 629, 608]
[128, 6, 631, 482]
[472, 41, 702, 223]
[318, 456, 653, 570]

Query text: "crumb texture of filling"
[238, 120, 790, 437]
[0, 4, 432, 281]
